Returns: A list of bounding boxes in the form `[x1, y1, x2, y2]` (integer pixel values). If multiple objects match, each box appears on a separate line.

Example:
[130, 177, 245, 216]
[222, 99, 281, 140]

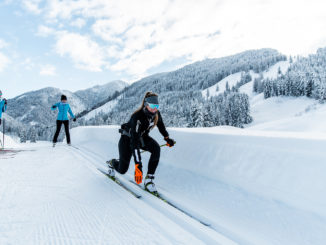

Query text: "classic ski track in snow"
[1, 144, 231, 245]
[67, 144, 238, 245]
[127, 179, 212, 226]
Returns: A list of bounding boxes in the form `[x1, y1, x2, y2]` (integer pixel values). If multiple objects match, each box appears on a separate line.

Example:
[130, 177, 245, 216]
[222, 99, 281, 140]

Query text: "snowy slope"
[202, 60, 290, 98]
[1, 125, 326, 244]
[82, 95, 122, 120]
[0, 131, 19, 148]
[0, 139, 235, 245]
[69, 126, 326, 245]
[231, 59, 326, 133]
[74, 80, 127, 109]
[246, 95, 325, 132]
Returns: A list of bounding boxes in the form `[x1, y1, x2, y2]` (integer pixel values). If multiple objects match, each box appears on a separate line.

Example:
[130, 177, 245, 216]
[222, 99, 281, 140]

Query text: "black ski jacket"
[125, 108, 169, 150]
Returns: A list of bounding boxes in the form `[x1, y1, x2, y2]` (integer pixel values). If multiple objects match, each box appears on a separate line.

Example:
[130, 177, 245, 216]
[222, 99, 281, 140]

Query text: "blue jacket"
[51, 102, 75, 121]
[0, 99, 7, 119]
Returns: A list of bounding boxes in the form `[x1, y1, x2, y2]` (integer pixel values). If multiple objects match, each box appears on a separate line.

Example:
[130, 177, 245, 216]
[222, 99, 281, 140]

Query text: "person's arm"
[157, 111, 169, 138]
[157, 111, 175, 147]
[3, 99, 7, 112]
[68, 105, 75, 119]
[0, 100, 5, 113]
[51, 102, 59, 110]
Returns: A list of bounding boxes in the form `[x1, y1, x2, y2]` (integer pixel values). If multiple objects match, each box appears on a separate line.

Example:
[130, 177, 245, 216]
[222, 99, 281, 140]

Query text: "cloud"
[22, 0, 42, 14]
[40, 64, 56, 75]
[0, 39, 10, 72]
[54, 32, 107, 72]
[70, 18, 86, 28]
[0, 39, 8, 49]
[31, 0, 326, 78]
[21, 58, 35, 70]
[36, 25, 56, 37]
[0, 52, 10, 72]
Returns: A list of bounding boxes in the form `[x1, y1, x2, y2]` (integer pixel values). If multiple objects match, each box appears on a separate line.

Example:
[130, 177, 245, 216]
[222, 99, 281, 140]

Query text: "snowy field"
[1, 125, 326, 245]
[1, 59, 326, 244]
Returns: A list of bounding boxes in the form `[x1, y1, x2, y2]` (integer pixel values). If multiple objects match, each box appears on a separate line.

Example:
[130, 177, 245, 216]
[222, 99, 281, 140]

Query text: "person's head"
[61, 94, 67, 102]
[0, 90, 2, 98]
[144, 92, 159, 114]
[133, 91, 159, 125]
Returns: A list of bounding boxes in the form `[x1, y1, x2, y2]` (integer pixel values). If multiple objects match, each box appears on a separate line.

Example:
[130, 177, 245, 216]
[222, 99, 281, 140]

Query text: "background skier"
[51, 94, 76, 146]
[0, 90, 7, 126]
[107, 91, 175, 193]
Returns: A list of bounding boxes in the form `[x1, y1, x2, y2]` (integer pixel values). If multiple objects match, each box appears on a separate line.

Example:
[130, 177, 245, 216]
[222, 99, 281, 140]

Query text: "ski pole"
[3, 118, 4, 149]
[140, 141, 176, 153]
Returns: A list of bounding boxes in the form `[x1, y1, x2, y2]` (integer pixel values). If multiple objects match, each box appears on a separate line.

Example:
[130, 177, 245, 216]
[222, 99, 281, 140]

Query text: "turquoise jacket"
[0, 99, 7, 119]
[51, 102, 75, 121]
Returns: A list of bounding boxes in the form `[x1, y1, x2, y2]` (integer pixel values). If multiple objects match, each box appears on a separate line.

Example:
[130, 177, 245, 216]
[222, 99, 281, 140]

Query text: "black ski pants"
[114, 135, 161, 175]
[53, 120, 70, 144]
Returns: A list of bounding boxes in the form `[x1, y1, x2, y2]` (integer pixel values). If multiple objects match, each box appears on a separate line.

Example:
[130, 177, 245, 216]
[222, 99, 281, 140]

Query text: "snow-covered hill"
[202, 60, 291, 98]
[7, 87, 86, 126]
[6, 81, 127, 127]
[79, 49, 286, 125]
[2, 81, 126, 141]
[74, 80, 127, 109]
[201, 58, 326, 133]
[1, 126, 325, 244]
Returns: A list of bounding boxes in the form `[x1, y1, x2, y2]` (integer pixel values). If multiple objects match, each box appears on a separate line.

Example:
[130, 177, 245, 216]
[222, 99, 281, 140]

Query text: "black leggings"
[53, 120, 70, 144]
[113, 135, 161, 175]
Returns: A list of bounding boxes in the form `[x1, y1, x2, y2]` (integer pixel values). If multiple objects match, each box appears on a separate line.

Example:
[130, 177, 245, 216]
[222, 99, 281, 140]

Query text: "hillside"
[2, 80, 126, 140]
[80, 48, 285, 127]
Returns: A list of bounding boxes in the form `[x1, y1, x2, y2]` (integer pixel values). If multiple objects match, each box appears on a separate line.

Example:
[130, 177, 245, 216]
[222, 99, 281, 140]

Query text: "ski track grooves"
[68, 144, 238, 245]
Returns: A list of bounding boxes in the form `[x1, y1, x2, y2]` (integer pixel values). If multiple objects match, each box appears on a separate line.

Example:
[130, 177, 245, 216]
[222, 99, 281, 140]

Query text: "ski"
[129, 180, 211, 227]
[97, 168, 141, 199]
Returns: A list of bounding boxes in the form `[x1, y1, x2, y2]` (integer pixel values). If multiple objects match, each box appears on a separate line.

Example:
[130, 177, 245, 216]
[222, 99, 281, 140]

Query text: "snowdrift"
[71, 126, 326, 218]
[0, 132, 19, 148]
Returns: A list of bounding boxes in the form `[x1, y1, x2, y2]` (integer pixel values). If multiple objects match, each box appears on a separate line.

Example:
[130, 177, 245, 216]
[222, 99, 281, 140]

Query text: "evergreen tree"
[30, 129, 37, 143]
[189, 101, 203, 127]
[20, 130, 27, 143]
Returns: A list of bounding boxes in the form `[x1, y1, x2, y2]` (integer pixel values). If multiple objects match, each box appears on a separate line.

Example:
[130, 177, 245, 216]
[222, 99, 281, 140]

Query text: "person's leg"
[53, 120, 63, 143]
[114, 135, 132, 174]
[63, 120, 70, 144]
[142, 136, 161, 175]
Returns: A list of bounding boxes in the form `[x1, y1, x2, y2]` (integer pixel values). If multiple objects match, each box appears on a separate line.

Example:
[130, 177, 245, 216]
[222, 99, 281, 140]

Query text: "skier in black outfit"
[107, 91, 175, 193]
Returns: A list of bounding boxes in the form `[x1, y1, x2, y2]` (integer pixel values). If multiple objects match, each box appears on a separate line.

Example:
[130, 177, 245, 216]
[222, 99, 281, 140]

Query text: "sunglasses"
[148, 103, 159, 109]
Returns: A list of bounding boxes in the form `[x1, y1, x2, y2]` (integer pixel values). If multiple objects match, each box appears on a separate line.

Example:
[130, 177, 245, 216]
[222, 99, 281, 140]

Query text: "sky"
[1, 0, 326, 98]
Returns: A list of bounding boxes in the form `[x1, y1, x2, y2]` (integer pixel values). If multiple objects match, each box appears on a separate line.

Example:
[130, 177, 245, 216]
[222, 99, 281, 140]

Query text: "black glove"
[51, 105, 56, 109]
[0, 118, 1, 125]
[73, 118, 76, 122]
[4, 99, 7, 105]
[164, 137, 175, 147]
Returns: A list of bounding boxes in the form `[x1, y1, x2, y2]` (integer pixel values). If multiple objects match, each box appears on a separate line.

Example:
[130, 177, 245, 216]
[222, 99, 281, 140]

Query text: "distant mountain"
[74, 80, 127, 109]
[81, 48, 286, 127]
[2, 49, 291, 141]
[3, 80, 126, 140]
[6, 87, 85, 127]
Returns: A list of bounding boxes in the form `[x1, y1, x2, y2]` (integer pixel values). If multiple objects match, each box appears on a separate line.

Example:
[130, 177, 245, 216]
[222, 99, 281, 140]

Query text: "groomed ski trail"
[67, 143, 240, 245]
[0, 143, 237, 245]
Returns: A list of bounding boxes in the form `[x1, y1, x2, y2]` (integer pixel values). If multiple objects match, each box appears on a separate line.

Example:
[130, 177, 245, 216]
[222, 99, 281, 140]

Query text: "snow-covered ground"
[0, 131, 19, 148]
[1, 125, 326, 244]
[3, 59, 326, 244]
